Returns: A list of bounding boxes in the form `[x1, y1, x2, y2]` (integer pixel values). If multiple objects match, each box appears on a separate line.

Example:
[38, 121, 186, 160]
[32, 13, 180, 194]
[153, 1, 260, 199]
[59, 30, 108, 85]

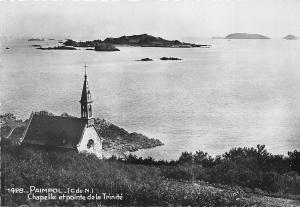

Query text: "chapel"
[21, 66, 103, 158]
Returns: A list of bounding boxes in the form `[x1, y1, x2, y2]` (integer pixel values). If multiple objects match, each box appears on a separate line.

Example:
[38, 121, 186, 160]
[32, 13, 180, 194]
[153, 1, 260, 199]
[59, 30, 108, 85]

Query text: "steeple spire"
[84, 64, 88, 79]
[80, 64, 94, 126]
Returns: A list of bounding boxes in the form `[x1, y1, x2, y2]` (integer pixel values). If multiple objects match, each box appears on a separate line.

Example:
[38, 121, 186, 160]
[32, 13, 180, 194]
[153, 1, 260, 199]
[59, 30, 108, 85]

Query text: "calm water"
[1, 37, 300, 160]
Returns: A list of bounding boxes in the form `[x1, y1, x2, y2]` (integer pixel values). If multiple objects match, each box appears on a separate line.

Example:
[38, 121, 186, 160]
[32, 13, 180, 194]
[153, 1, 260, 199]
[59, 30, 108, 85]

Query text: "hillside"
[225, 33, 270, 39]
[1, 139, 299, 206]
[0, 112, 163, 155]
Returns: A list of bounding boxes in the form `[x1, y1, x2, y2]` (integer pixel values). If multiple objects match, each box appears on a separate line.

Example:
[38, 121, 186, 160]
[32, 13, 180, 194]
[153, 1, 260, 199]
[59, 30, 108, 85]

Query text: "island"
[104, 34, 210, 48]
[37, 46, 77, 50]
[225, 33, 270, 39]
[63, 39, 119, 51]
[63, 34, 210, 49]
[160, 57, 182, 61]
[64, 39, 103, 47]
[0, 112, 163, 155]
[95, 43, 120, 51]
[283, 35, 298, 40]
[137, 58, 153, 61]
[28, 38, 45, 41]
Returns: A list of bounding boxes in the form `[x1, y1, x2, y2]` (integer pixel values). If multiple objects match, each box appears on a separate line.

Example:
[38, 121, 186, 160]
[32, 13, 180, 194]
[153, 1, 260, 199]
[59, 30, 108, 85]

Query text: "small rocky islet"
[37, 46, 77, 50]
[28, 38, 45, 41]
[136, 57, 182, 61]
[160, 57, 182, 61]
[137, 58, 153, 61]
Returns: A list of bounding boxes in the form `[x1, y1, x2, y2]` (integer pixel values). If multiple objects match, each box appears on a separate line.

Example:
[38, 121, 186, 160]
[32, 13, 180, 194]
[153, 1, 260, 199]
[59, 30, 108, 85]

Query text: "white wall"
[77, 127, 102, 159]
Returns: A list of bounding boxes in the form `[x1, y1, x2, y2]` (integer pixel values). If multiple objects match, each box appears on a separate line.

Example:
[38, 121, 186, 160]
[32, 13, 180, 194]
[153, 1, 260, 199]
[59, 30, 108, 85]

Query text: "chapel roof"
[22, 113, 87, 149]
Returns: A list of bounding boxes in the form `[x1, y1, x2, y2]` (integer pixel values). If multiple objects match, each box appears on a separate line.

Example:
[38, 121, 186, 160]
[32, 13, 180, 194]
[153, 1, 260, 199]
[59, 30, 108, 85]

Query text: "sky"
[1, 0, 300, 40]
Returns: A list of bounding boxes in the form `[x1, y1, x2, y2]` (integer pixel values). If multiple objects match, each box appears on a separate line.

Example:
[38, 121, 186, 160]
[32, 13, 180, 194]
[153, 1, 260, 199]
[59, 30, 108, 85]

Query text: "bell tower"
[80, 64, 94, 127]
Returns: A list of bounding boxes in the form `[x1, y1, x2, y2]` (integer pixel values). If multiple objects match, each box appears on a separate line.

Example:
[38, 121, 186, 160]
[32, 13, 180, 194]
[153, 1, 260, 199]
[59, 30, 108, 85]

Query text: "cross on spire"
[84, 64, 88, 78]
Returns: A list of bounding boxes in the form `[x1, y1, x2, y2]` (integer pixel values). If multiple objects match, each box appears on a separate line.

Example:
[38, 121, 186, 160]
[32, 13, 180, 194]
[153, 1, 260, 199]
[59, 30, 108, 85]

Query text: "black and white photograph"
[1, 0, 300, 206]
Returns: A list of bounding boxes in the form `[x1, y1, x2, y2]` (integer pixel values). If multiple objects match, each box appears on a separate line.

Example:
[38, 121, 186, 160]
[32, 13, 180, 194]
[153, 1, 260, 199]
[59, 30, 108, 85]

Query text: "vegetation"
[121, 145, 300, 196]
[1, 138, 299, 206]
[1, 139, 250, 206]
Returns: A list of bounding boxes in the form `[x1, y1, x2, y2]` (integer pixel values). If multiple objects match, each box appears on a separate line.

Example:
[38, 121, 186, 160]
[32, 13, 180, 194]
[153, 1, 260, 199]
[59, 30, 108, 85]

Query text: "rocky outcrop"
[137, 58, 153, 61]
[37, 46, 77, 50]
[63, 39, 119, 51]
[160, 57, 182, 60]
[64, 39, 103, 47]
[28, 38, 44, 41]
[94, 43, 120, 51]
[225, 33, 270, 39]
[94, 118, 163, 152]
[1, 112, 163, 153]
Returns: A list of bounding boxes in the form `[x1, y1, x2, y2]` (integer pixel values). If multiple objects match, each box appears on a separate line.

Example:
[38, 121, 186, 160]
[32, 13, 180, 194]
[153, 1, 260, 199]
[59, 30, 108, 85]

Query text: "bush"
[2, 139, 299, 206]
[1, 140, 247, 206]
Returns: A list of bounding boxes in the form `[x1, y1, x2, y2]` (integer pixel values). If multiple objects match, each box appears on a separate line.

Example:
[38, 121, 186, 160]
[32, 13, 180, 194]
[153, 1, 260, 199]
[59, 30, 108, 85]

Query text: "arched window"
[87, 139, 94, 149]
[89, 105, 92, 117]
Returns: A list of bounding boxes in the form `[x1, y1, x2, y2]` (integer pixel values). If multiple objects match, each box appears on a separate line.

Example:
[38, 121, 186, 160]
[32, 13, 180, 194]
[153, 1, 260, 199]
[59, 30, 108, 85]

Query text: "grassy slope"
[1, 140, 299, 207]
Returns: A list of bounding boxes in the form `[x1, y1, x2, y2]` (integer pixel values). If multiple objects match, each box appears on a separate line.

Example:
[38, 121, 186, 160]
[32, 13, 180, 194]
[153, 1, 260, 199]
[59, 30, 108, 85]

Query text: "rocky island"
[283, 34, 298, 40]
[160, 57, 182, 60]
[37, 46, 77, 50]
[104, 34, 210, 48]
[63, 39, 119, 51]
[28, 38, 45, 41]
[64, 39, 102, 47]
[225, 33, 270, 39]
[0, 112, 163, 155]
[137, 58, 153, 61]
[63, 34, 210, 49]
[95, 43, 120, 51]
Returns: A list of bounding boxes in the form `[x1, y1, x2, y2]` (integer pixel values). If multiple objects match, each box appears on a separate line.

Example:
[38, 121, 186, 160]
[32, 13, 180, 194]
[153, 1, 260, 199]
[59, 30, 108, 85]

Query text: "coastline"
[0, 112, 164, 157]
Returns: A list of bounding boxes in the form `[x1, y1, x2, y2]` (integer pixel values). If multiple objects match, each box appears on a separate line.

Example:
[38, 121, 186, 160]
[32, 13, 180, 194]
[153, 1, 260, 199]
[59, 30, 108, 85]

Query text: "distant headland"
[283, 34, 298, 40]
[225, 33, 270, 39]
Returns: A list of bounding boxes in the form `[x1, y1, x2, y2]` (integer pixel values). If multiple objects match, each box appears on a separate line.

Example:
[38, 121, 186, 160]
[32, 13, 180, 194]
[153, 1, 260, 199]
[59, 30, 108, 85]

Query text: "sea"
[1, 37, 300, 160]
